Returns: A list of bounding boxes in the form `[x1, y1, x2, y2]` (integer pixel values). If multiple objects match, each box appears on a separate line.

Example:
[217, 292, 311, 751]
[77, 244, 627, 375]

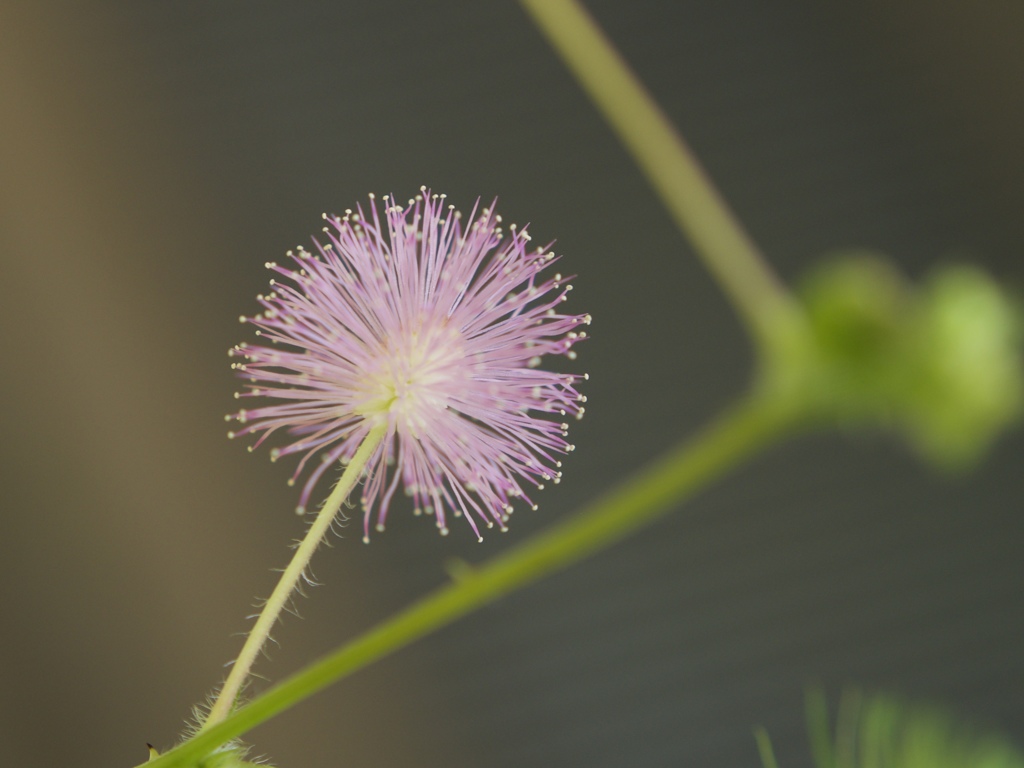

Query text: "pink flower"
[227, 189, 589, 541]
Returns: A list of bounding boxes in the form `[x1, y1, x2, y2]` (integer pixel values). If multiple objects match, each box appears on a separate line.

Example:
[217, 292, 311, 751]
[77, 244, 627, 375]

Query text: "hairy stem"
[203, 422, 388, 728]
[519, 0, 800, 345]
[145, 391, 797, 767]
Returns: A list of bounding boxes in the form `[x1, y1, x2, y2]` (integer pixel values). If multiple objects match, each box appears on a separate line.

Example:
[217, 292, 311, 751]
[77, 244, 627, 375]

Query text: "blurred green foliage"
[768, 253, 1023, 467]
[766, 686, 1024, 768]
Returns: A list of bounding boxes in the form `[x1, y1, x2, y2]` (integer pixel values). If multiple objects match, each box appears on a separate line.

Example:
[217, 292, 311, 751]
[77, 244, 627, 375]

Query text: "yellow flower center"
[355, 320, 466, 434]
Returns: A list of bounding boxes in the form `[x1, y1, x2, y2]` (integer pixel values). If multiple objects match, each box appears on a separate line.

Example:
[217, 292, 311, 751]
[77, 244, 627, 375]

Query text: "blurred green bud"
[903, 266, 1023, 466]
[789, 252, 911, 421]
[766, 251, 1023, 468]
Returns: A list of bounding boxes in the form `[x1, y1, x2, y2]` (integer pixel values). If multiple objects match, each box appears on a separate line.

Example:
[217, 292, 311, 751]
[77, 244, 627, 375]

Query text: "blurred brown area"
[0, 3, 433, 767]
[0, 2, 1021, 768]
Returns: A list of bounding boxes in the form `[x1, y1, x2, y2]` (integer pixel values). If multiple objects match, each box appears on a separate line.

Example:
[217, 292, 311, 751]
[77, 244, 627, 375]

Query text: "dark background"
[1, 2, 1022, 767]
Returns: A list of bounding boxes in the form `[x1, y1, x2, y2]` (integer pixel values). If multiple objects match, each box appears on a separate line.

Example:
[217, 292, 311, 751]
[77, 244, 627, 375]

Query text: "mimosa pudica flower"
[227, 189, 589, 541]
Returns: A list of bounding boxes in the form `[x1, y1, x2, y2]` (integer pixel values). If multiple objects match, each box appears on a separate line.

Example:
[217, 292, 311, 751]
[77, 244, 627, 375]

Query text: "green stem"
[519, 0, 800, 345]
[203, 422, 388, 728]
[144, 391, 797, 768]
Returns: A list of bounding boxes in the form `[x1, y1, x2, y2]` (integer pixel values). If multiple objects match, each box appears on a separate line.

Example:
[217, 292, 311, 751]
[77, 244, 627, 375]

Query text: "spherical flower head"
[227, 189, 589, 542]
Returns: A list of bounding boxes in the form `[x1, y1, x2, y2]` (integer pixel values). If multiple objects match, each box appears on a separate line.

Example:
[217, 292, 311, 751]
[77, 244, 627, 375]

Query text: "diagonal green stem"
[203, 422, 388, 728]
[143, 391, 798, 768]
[519, 0, 800, 345]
